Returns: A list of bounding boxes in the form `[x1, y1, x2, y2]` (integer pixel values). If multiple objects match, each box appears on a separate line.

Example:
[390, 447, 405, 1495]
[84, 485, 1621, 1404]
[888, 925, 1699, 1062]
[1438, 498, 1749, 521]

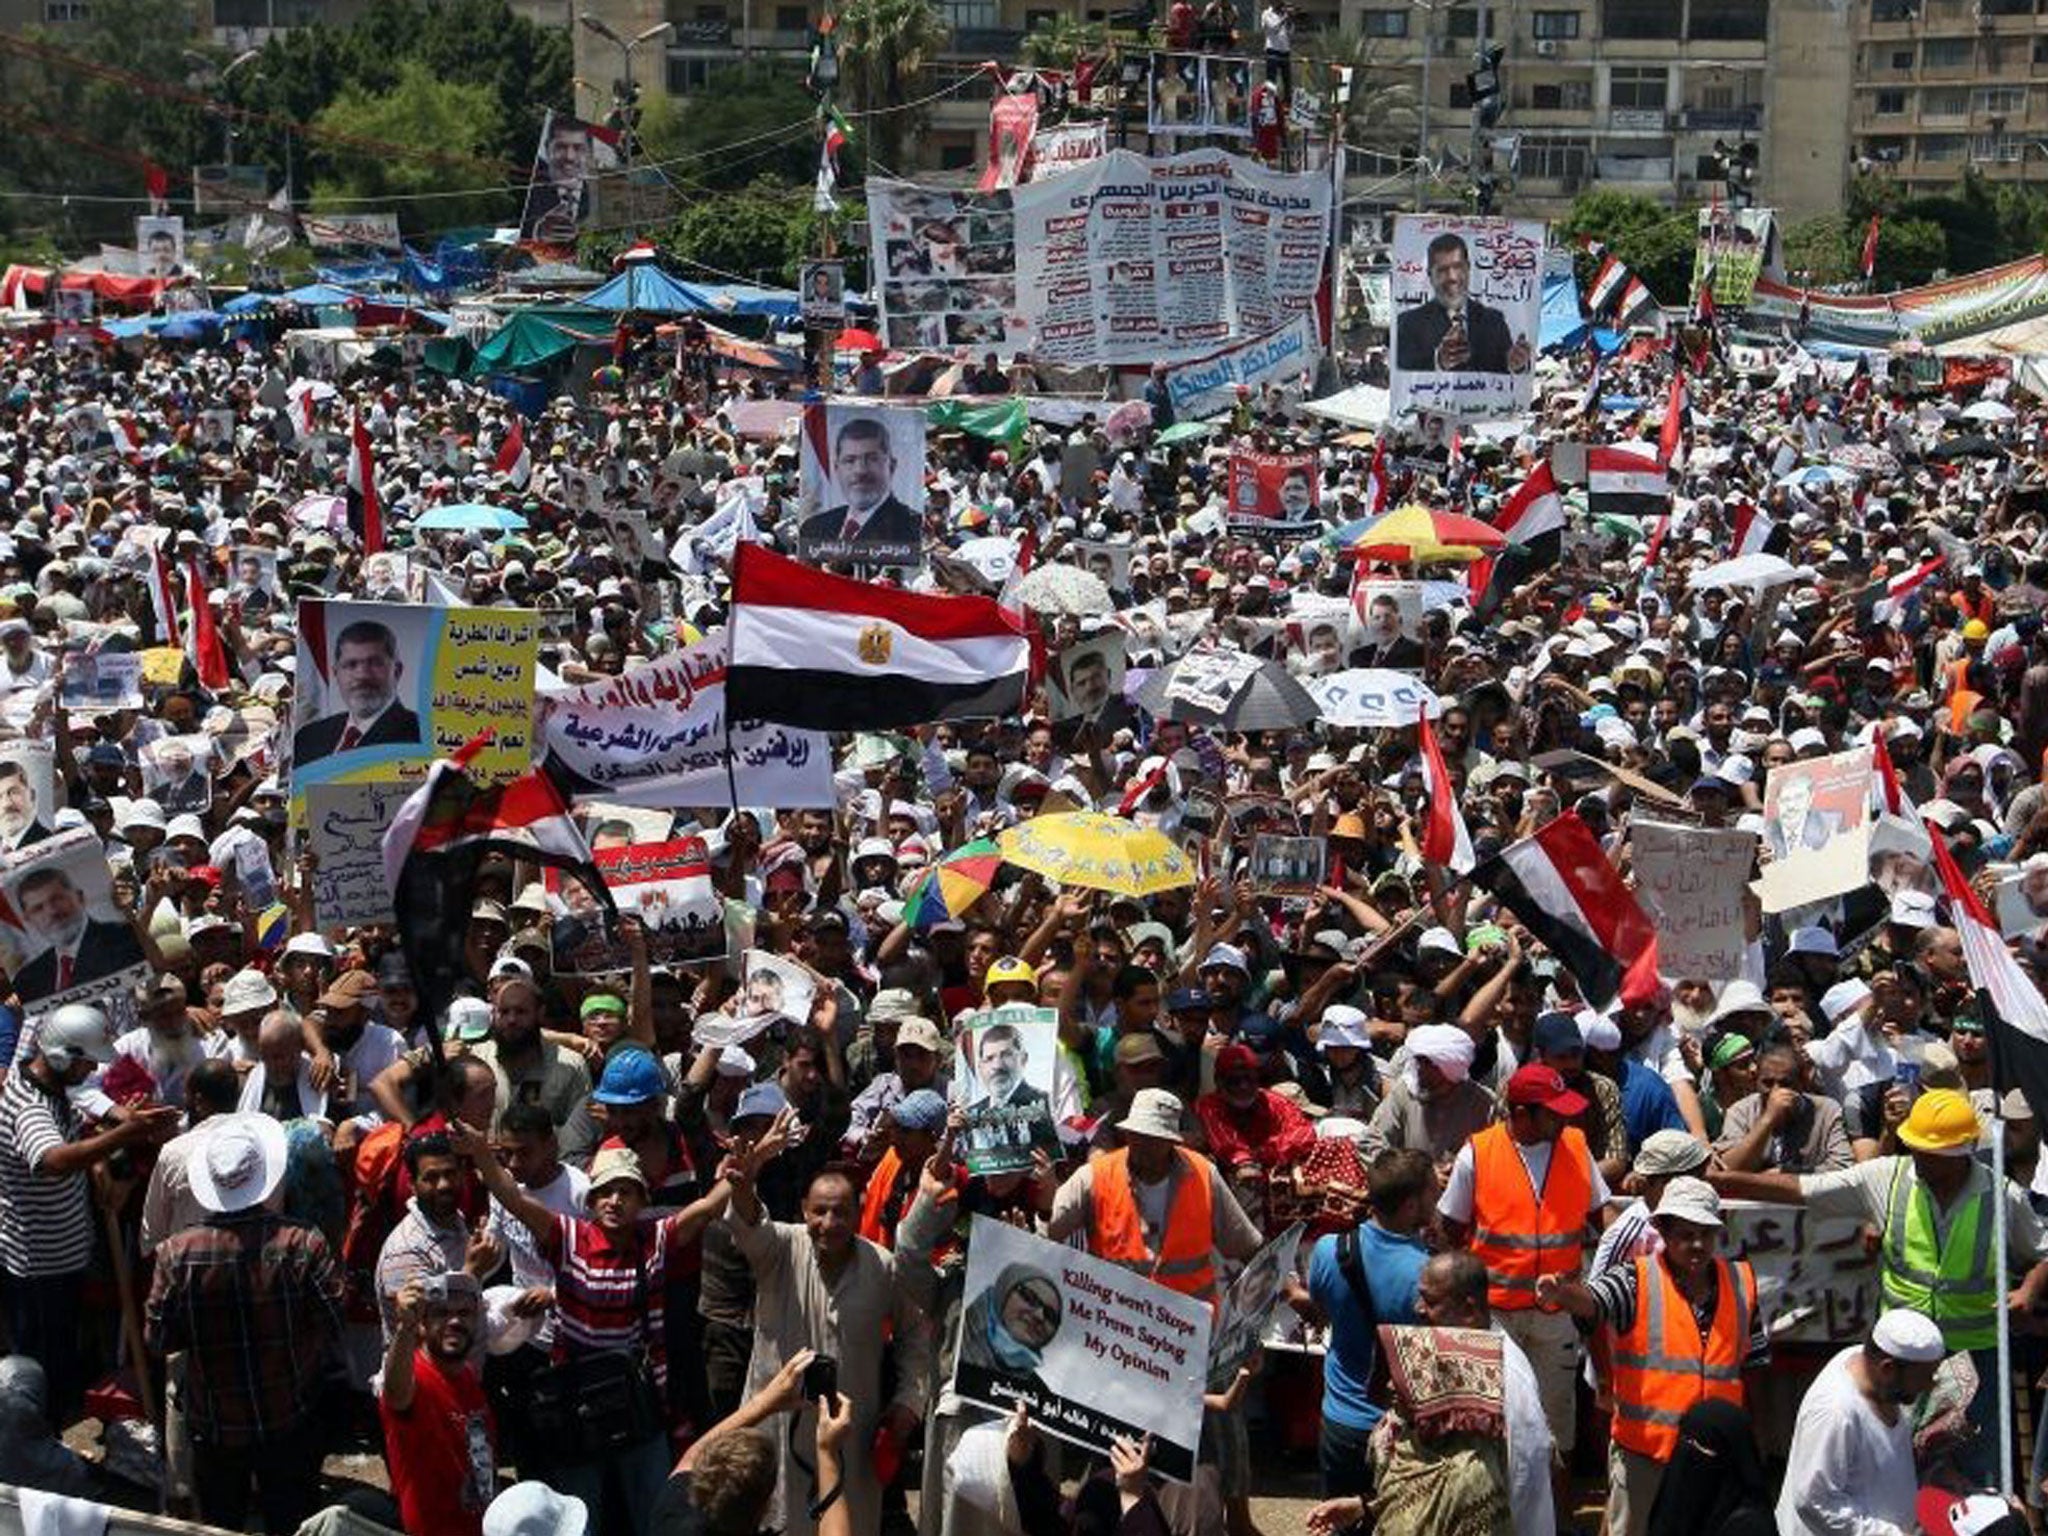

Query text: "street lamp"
[579, 15, 673, 176]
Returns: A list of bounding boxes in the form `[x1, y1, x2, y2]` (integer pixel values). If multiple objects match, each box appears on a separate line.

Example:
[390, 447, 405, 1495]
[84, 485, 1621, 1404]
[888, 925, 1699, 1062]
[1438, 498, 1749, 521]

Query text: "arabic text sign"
[1029, 121, 1108, 181]
[1163, 314, 1319, 421]
[1692, 206, 1776, 308]
[1724, 1200, 1879, 1345]
[1226, 449, 1319, 529]
[952, 1216, 1211, 1482]
[552, 837, 727, 974]
[1388, 214, 1543, 422]
[538, 631, 834, 809]
[1630, 820, 1753, 981]
[307, 782, 415, 926]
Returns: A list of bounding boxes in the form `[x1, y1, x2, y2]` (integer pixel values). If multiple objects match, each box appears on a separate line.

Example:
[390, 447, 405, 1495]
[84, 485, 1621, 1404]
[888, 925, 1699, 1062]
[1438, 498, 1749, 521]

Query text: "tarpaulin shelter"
[467, 306, 616, 374]
[580, 262, 800, 322]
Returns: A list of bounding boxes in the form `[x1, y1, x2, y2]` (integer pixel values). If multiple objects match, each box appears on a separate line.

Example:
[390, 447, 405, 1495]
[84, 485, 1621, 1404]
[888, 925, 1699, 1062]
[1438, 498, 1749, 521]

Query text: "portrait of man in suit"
[1394, 230, 1532, 377]
[964, 1021, 1055, 1157]
[799, 416, 922, 554]
[1765, 772, 1843, 861]
[1354, 590, 1425, 670]
[0, 762, 52, 852]
[12, 865, 145, 1001]
[295, 618, 422, 764]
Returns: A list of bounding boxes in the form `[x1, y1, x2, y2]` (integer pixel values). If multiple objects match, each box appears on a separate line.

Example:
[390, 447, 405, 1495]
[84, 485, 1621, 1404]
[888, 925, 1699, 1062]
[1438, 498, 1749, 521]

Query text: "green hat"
[1708, 1034, 1755, 1070]
[580, 991, 627, 1020]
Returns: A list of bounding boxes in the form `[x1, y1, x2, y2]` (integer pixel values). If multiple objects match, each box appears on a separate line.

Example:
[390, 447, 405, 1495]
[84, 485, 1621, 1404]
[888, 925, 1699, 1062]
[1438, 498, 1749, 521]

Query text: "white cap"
[188, 1112, 288, 1215]
[1788, 926, 1839, 958]
[715, 1045, 757, 1078]
[221, 969, 277, 1014]
[1820, 978, 1873, 1025]
[284, 933, 336, 959]
[1890, 889, 1938, 929]
[1651, 1176, 1722, 1229]
[127, 798, 167, 831]
[1870, 1308, 1947, 1364]
[482, 1483, 590, 1536]
[1788, 726, 1828, 754]
[1417, 926, 1462, 957]
[1317, 1005, 1370, 1051]
[165, 813, 208, 843]
[1578, 1012, 1623, 1052]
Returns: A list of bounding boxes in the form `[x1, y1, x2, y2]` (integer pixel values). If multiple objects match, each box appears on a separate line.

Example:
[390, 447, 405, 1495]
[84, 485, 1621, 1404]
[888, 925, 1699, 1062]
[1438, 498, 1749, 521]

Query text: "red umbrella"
[1346, 504, 1508, 564]
[833, 327, 885, 352]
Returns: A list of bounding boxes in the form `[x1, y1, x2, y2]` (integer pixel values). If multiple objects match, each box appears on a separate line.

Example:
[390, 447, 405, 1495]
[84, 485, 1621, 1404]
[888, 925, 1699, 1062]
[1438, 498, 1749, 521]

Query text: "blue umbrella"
[1776, 464, 1857, 491]
[412, 502, 528, 533]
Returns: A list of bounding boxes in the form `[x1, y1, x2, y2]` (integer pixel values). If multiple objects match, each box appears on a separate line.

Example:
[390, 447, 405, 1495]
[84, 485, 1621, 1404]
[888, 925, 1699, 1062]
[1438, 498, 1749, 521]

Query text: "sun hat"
[1116, 1087, 1186, 1143]
[1651, 1176, 1723, 1228]
[188, 1112, 288, 1215]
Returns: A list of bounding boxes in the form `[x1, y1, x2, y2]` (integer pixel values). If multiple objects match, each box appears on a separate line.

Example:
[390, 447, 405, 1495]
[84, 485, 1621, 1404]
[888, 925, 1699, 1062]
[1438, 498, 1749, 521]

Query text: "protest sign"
[551, 837, 727, 974]
[1388, 214, 1543, 421]
[953, 1216, 1210, 1482]
[1630, 820, 1754, 981]
[1165, 650, 1263, 714]
[537, 631, 834, 809]
[60, 651, 143, 712]
[869, 148, 1329, 367]
[0, 742, 58, 853]
[1147, 53, 1253, 136]
[1046, 633, 1126, 724]
[1757, 747, 1873, 913]
[291, 601, 538, 793]
[693, 950, 818, 1050]
[1724, 1200, 1879, 1344]
[135, 215, 186, 278]
[1163, 314, 1319, 421]
[1350, 579, 1426, 670]
[981, 90, 1040, 191]
[306, 782, 415, 926]
[1029, 121, 1107, 181]
[191, 163, 269, 216]
[953, 1004, 1060, 1174]
[1248, 834, 1325, 897]
[518, 109, 623, 246]
[580, 805, 676, 848]
[1997, 865, 2048, 938]
[1209, 1223, 1304, 1387]
[1693, 206, 1777, 309]
[0, 828, 149, 1013]
[140, 735, 214, 815]
[1303, 669, 1441, 730]
[304, 212, 403, 252]
[1072, 543, 1130, 591]
[796, 403, 927, 566]
[139, 648, 187, 688]
[604, 511, 665, 577]
[197, 408, 236, 449]
[800, 260, 846, 325]
[1226, 450, 1319, 530]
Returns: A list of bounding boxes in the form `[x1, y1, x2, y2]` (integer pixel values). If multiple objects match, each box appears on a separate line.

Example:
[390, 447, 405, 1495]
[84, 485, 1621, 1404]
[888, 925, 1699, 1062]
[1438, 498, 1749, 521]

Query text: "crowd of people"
[0, 296, 2043, 1536]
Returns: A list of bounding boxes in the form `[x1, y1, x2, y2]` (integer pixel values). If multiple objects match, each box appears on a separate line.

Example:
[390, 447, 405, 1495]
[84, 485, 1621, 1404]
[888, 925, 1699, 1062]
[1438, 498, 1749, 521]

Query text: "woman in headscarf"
[1644, 1399, 1772, 1536]
[957, 1262, 1063, 1396]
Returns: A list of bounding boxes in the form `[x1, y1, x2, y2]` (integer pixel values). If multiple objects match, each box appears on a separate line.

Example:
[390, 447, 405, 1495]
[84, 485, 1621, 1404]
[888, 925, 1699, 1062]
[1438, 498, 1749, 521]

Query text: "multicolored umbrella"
[1346, 503, 1507, 565]
[997, 813, 1194, 897]
[901, 838, 1003, 927]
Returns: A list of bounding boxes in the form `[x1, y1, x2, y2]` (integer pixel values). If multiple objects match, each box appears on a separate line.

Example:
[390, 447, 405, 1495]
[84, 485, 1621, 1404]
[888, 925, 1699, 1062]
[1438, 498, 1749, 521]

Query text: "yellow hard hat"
[984, 956, 1037, 989]
[1963, 619, 1990, 643]
[1897, 1088, 1980, 1153]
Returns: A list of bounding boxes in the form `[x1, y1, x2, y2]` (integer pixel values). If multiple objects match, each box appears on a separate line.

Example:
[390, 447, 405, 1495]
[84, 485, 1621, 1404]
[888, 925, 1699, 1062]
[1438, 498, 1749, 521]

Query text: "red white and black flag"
[1587, 444, 1670, 519]
[1418, 707, 1474, 874]
[728, 542, 1037, 731]
[1586, 254, 1629, 317]
[495, 416, 532, 488]
[1929, 823, 2048, 1123]
[1658, 370, 1690, 473]
[1470, 459, 1564, 620]
[347, 411, 385, 555]
[1476, 812, 1661, 1009]
[1728, 502, 1782, 557]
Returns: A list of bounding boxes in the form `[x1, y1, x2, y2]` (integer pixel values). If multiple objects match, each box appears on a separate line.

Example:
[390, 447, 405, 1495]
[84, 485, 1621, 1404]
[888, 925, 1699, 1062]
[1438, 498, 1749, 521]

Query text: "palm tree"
[1301, 29, 1423, 175]
[835, 0, 950, 172]
[1020, 15, 1109, 72]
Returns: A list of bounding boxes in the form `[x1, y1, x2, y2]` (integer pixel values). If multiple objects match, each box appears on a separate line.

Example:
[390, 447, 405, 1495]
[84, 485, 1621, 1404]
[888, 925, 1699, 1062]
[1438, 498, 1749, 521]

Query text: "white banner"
[1388, 214, 1544, 421]
[306, 782, 415, 927]
[869, 148, 1329, 367]
[537, 631, 835, 809]
[1028, 121, 1108, 181]
[304, 211, 403, 252]
[1630, 820, 1754, 982]
[1163, 313, 1320, 421]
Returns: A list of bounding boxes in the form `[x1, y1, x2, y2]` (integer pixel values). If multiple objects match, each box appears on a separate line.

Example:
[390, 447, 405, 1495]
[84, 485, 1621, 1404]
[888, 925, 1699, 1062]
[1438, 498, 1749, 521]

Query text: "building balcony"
[1606, 107, 1671, 131]
[1681, 104, 1761, 131]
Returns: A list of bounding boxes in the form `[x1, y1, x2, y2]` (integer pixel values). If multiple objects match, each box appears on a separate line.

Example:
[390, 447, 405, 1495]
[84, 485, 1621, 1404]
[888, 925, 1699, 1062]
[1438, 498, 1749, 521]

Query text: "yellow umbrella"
[1347, 502, 1508, 565]
[997, 812, 1195, 897]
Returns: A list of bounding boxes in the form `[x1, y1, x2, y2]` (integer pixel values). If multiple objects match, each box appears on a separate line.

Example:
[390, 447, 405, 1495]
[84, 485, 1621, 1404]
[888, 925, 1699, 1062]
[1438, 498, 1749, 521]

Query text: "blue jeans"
[1319, 1414, 1376, 1502]
[545, 1431, 671, 1536]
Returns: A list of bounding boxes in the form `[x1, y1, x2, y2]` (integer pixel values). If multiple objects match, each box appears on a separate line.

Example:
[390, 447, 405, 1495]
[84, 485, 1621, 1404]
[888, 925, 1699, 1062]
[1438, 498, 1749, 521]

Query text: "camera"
[800, 1354, 840, 1407]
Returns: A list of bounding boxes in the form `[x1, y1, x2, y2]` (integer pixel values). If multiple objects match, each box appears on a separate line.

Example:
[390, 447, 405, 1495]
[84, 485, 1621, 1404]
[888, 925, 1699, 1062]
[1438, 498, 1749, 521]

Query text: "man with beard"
[10, 865, 145, 1003]
[375, 1129, 499, 1343]
[309, 969, 406, 1123]
[111, 975, 208, 1107]
[379, 1273, 507, 1536]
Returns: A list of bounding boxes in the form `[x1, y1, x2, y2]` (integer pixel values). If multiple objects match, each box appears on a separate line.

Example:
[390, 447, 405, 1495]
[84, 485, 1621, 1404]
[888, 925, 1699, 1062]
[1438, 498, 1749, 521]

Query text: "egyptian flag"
[1861, 215, 1882, 281]
[186, 556, 230, 690]
[346, 411, 384, 555]
[1693, 269, 1718, 329]
[1928, 824, 2048, 1124]
[998, 524, 1039, 610]
[1659, 371, 1690, 473]
[1363, 435, 1390, 514]
[148, 545, 183, 650]
[727, 542, 1037, 730]
[1729, 502, 1782, 557]
[1859, 554, 1945, 628]
[1498, 460, 1564, 546]
[1586, 254, 1628, 318]
[111, 416, 145, 455]
[494, 416, 532, 488]
[1587, 444, 1669, 518]
[285, 382, 319, 441]
[1613, 276, 1658, 330]
[1471, 461, 1565, 619]
[1418, 707, 1474, 874]
[1872, 727, 1915, 820]
[382, 746, 612, 1045]
[1644, 511, 1673, 569]
[1476, 812, 1661, 1009]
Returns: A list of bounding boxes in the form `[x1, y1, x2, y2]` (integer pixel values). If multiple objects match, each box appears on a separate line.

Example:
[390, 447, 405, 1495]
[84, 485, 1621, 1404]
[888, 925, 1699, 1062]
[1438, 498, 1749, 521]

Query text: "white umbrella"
[953, 535, 1019, 586]
[1963, 399, 2016, 423]
[1688, 552, 1800, 593]
[1013, 563, 1113, 615]
[1307, 670, 1443, 729]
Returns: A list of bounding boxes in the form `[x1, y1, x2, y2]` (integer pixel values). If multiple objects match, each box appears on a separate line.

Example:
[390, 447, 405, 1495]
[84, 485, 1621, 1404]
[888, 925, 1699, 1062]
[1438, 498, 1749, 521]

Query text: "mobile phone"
[800, 1354, 840, 1408]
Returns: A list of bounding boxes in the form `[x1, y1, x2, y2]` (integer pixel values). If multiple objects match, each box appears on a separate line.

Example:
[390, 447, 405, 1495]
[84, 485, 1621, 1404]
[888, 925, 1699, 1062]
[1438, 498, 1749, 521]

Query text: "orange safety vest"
[857, 1146, 908, 1246]
[1609, 1253, 1756, 1460]
[1468, 1122, 1592, 1311]
[1088, 1146, 1217, 1302]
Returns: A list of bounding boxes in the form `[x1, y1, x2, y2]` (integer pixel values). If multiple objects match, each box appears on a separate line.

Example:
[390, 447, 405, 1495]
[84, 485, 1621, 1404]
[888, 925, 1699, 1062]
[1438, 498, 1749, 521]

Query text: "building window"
[940, 0, 999, 25]
[1532, 79, 1593, 109]
[1532, 10, 1580, 37]
[1974, 85, 2026, 114]
[1520, 135, 1590, 180]
[1361, 8, 1408, 35]
[42, 1, 88, 18]
[1602, 0, 1680, 39]
[1609, 66, 1668, 110]
[775, 4, 808, 27]
[1887, 48, 1913, 69]
[1972, 132, 2022, 161]
[1688, 0, 1764, 39]
[2037, 35, 2048, 64]
[1870, 0, 1916, 17]
[1918, 133, 1965, 160]
[666, 56, 715, 92]
[1874, 89, 1907, 114]
[1921, 85, 1968, 117]
[1921, 36, 1972, 67]
[941, 143, 976, 170]
[1445, 7, 1478, 34]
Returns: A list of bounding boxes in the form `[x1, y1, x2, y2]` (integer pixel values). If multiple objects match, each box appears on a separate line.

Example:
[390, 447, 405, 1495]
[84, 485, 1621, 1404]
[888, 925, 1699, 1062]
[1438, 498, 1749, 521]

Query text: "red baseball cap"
[1505, 1064, 1588, 1118]
[1917, 1490, 2027, 1536]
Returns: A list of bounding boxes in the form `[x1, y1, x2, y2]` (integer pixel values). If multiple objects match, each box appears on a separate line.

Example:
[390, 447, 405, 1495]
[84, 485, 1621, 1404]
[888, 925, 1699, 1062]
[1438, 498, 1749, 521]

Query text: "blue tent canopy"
[580, 262, 799, 321]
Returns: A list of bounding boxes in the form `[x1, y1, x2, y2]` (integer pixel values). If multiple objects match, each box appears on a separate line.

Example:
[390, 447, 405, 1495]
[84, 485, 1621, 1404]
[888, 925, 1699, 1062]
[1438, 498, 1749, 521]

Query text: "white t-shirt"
[1437, 1133, 1612, 1225]
[1776, 1345, 1917, 1536]
[486, 1163, 590, 1349]
[1260, 4, 1291, 51]
[1498, 1328, 1553, 1536]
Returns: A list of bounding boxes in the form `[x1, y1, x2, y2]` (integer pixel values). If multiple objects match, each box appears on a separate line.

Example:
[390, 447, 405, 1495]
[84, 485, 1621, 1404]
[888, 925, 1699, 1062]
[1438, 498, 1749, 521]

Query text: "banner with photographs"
[135, 216, 186, 279]
[1030, 121, 1108, 182]
[1758, 746, 1873, 914]
[1147, 53, 1254, 137]
[1388, 214, 1543, 421]
[140, 735, 214, 814]
[1163, 313, 1319, 422]
[1226, 449, 1319, 531]
[306, 781, 415, 927]
[952, 1004, 1060, 1174]
[0, 828, 149, 1013]
[1248, 833, 1325, 896]
[1209, 1223, 1303, 1387]
[800, 260, 846, 326]
[1046, 632, 1127, 723]
[538, 631, 835, 809]
[291, 600, 539, 793]
[550, 836, 728, 974]
[869, 148, 1330, 367]
[953, 1216, 1211, 1482]
[796, 403, 927, 566]
[1349, 579, 1427, 670]
[519, 110, 622, 247]
[60, 650, 143, 713]
[0, 742, 58, 854]
[1692, 207, 1777, 309]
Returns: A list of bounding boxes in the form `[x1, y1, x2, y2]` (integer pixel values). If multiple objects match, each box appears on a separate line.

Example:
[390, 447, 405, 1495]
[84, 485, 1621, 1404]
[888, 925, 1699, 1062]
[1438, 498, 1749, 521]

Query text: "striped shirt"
[543, 1212, 685, 1390]
[1584, 1258, 1770, 1368]
[0, 1070, 92, 1277]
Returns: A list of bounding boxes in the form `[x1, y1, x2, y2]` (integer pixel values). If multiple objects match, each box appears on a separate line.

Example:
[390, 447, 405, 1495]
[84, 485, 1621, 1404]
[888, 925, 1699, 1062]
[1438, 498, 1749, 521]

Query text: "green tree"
[1301, 31, 1420, 173]
[1560, 189, 1697, 303]
[642, 63, 833, 191]
[613, 176, 861, 289]
[1020, 15, 1108, 70]
[1870, 216, 1946, 287]
[308, 60, 507, 234]
[1780, 214, 1855, 287]
[835, 0, 948, 171]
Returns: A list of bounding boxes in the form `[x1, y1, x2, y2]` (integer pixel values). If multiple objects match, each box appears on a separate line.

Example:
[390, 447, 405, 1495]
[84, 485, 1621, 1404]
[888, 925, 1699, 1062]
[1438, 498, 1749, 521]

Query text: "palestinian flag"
[1476, 813, 1660, 1009]
[495, 416, 532, 488]
[727, 542, 1037, 730]
[1929, 824, 2048, 1125]
[382, 749, 612, 1044]
[1587, 444, 1669, 518]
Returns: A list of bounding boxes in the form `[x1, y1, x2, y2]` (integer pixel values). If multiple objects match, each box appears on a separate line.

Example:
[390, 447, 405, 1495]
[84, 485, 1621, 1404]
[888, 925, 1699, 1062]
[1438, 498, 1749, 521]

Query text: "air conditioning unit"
[1534, 38, 1558, 56]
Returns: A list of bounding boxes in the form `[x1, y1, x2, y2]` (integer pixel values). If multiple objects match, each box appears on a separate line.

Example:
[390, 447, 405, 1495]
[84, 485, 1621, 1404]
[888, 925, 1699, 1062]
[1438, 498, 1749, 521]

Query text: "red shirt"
[379, 1351, 495, 1536]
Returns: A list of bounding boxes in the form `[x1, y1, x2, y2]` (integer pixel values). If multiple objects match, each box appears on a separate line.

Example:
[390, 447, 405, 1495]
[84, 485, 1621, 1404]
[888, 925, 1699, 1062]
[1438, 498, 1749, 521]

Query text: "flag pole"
[1996, 1100, 2014, 1498]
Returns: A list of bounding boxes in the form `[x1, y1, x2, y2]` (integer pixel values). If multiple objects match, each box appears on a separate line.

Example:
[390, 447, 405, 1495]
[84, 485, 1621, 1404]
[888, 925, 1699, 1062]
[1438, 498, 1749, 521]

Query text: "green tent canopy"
[467, 307, 616, 376]
[927, 398, 1029, 451]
